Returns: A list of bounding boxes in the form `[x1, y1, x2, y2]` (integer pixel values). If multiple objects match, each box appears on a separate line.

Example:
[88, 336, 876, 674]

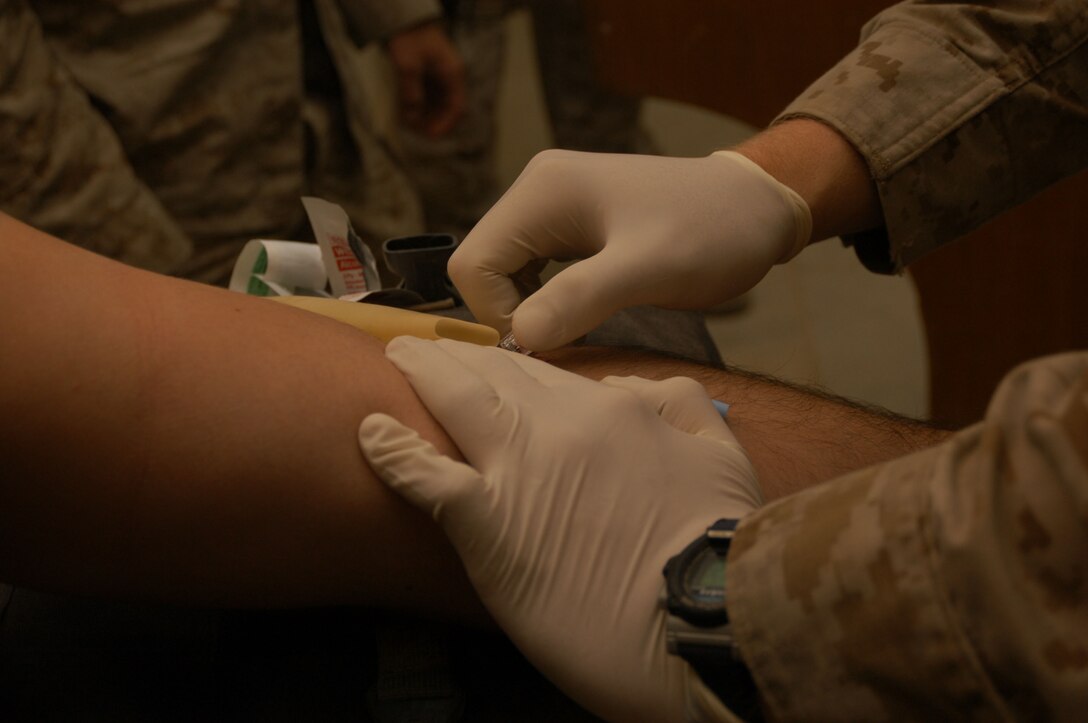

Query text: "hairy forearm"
[539, 346, 953, 500]
[735, 118, 883, 244]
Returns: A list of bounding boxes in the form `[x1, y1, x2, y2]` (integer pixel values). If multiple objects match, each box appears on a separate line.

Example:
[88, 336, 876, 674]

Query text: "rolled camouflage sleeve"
[726, 352, 1088, 720]
[776, 0, 1088, 273]
[0, 0, 191, 273]
[336, 0, 444, 45]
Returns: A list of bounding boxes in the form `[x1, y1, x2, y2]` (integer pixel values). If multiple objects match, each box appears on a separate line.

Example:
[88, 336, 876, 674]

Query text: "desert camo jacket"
[727, 3, 1088, 719]
[0, 0, 439, 284]
[777, 0, 1088, 274]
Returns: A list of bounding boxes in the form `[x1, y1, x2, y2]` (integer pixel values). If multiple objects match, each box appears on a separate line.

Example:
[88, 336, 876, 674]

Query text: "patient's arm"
[0, 213, 482, 618]
[537, 347, 953, 500]
[0, 214, 949, 620]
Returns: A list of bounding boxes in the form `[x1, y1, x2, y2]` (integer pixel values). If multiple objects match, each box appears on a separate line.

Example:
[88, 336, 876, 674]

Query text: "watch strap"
[665, 519, 764, 721]
[687, 652, 764, 723]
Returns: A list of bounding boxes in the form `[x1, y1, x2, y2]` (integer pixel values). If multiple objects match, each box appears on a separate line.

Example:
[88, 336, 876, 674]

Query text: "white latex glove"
[358, 337, 762, 722]
[449, 150, 812, 351]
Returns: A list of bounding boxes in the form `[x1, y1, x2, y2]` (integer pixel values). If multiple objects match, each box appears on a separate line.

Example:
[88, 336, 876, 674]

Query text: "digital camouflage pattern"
[729, 350, 1088, 720]
[777, 0, 1088, 273]
[396, 0, 654, 241]
[725, 3, 1088, 718]
[0, 0, 439, 284]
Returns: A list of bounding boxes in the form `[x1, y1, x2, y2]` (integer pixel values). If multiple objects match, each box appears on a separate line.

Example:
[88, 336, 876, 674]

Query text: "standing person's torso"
[32, 0, 311, 279]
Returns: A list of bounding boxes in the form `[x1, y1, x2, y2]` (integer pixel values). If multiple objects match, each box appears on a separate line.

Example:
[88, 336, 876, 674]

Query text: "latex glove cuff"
[712, 151, 813, 263]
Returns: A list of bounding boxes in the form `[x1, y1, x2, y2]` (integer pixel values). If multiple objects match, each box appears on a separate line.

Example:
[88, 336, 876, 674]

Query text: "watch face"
[684, 548, 726, 606]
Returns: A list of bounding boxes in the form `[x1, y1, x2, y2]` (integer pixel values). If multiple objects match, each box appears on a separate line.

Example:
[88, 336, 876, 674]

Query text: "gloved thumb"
[358, 413, 487, 530]
[512, 249, 641, 351]
[600, 375, 740, 446]
[599, 376, 762, 507]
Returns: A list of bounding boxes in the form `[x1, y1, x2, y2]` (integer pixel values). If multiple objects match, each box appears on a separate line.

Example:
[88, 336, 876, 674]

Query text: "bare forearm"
[539, 346, 952, 500]
[735, 118, 883, 244]
[0, 216, 481, 619]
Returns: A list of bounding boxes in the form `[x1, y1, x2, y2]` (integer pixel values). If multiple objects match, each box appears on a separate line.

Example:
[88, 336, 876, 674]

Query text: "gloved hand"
[358, 337, 762, 722]
[449, 150, 812, 350]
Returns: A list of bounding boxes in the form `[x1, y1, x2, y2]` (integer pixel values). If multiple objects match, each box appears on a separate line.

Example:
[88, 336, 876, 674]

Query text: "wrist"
[710, 151, 813, 264]
[663, 518, 764, 721]
[733, 118, 882, 244]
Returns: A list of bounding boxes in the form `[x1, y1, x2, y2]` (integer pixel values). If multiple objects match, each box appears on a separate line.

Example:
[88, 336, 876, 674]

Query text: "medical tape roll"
[229, 240, 328, 296]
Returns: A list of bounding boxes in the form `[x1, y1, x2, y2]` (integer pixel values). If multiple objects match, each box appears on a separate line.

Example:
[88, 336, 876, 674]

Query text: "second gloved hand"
[358, 338, 762, 722]
[449, 150, 812, 350]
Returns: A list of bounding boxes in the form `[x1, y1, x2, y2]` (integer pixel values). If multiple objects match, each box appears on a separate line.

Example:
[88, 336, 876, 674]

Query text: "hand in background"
[358, 337, 762, 722]
[386, 21, 466, 137]
[448, 150, 812, 350]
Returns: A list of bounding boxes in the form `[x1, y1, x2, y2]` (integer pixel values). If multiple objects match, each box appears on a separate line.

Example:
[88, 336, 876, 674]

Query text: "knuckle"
[524, 148, 571, 176]
[600, 383, 651, 418]
[600, 374, 637, 388]
[661, 376, 709, 400]
[447, 245, 479, 281]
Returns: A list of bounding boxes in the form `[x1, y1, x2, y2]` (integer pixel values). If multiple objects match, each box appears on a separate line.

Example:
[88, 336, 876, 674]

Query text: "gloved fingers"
[358, 413, 486, 530]
[385, 336, 532, 464]
[448, 262, 523, 335]
[501, 148, 594, 199]
[509, 258, 547, 302]
[426, 337, 557, 397]
[432, 337, 585, 389]
[449, 232, 552, 335]
[599, 375, 740, 446]
[511, 248, 647, 351]
[448, 254, 547, 338]
[449, 153, 595, 334]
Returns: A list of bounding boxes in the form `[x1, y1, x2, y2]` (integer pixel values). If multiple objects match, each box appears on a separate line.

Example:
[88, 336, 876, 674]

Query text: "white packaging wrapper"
[301, 196, 380, 298]
[228, 240, 328, 296]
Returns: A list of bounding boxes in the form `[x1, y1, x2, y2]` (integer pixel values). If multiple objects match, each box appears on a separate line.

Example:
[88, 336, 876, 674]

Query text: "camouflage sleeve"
[0, 0, 191, 273]
[775, 0, 1088, 273]
[337, 0, 445, 45]
[726, 352, 1088, 720]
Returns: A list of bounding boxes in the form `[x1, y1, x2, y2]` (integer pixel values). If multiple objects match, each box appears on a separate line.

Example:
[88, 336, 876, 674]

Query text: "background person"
[394, 0, 655, 243]
[0, 0, 464, 285]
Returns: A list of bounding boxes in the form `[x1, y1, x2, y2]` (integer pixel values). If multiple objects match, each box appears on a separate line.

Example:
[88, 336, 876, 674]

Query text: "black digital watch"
[662, 519, 763, 721]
